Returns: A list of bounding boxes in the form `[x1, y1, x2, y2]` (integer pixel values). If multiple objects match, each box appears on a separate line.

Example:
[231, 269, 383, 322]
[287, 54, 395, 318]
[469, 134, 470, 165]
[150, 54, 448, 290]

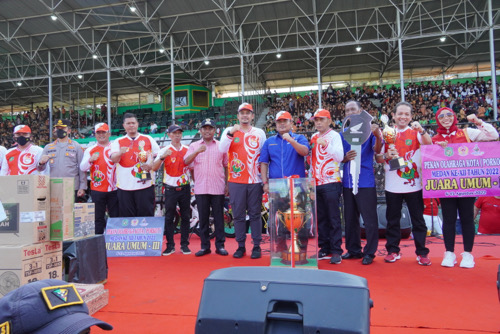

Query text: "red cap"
[238, 103, 253, 112]
[94, 123, 110, 132]
[276, 111, 293, 121]
[311, 109, 331, 119]
[13, 125, 31, 134]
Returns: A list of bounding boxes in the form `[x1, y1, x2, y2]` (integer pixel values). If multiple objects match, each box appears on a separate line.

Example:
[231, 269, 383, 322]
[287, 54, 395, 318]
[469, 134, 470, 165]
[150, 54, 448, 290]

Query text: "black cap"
[200, 118, 216, 128]
[54, 119, 71, 128]
[167, 124, 183, 133]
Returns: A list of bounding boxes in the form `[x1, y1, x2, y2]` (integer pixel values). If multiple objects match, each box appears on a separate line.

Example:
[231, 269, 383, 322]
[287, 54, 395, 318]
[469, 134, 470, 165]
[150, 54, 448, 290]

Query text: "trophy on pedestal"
[137, 148, 152, 182]
[381, 114, 406, 171]
[277, 206, 308, 265]
[269, 178, 317, 268]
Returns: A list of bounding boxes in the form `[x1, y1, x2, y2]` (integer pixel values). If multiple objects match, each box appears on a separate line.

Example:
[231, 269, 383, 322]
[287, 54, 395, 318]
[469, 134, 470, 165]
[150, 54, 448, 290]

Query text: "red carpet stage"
[93, 235, 500, 333]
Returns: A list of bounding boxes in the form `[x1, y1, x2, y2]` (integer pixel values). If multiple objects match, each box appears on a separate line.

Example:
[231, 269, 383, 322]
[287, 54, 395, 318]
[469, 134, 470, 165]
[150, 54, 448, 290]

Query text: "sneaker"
[341, 252, 363, 260]
[329, 254, 342, 264]
[362, 255, 374, 265]
[459, 252, 475, 268]
[441, 251, 456, 267]
[317, 250, 332, 260]
[162, 247, 175, 256]
[233, 247, 246, 258]
[384, 253, 401, 263]
[181, 246, 191, 255]
[215, 248, 228, 256]
[417, 254, 431, 266]
[250, 246, 262, 259]
[195, 249, 211, 257]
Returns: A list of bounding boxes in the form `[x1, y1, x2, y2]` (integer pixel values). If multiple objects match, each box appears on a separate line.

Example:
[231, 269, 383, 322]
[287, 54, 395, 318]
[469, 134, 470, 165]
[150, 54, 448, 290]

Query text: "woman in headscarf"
[432, 107, 498, 268]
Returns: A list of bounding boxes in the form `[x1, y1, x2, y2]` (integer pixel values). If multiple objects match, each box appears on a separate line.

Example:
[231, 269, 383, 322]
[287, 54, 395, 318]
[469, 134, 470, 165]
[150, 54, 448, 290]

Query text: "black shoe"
[362, 255, 374, 265]
[330, 254, 342, 264]
[195, 249, 211, 257]
[341, 252, 363, 260]
[215, 248, 228, 256]
[162, 247, 175, 256]
[317, 250, 332, 260]
[233, 247, 246, 258]
[250, 246, 262, 259]
[181, 246, 191, 255]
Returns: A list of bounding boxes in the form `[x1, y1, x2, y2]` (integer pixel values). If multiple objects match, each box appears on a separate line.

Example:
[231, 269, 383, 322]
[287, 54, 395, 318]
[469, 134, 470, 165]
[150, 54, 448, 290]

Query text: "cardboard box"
[74, 203, 96, 239]
[50, 178, 75, 241]
[86, 289, 109, 315]
[0, 175, 50, 245]
[42, 241, 63, 281]
[73, 283, 109, 315]
[0, 243, 45, 297]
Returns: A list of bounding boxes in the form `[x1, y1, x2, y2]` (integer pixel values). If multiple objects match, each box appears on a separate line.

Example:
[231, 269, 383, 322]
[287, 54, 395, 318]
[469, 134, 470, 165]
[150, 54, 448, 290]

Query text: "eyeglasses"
[438, 112, 454, 119]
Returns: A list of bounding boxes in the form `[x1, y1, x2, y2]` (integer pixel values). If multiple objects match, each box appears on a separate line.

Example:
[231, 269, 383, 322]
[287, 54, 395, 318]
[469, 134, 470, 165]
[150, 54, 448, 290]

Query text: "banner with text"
[421, 142, 500, 198]
[104, 217, 164, 257]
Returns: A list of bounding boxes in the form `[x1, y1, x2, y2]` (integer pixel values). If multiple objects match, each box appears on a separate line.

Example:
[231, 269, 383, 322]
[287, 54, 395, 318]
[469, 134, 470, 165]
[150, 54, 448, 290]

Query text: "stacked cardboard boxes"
[0, 175, 63, 297]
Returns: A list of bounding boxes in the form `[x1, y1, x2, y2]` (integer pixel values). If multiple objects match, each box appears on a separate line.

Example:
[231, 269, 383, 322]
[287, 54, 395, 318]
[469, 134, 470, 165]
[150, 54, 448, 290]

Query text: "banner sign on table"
[104, 217, 164, 257]
[421, 142, 500, 198]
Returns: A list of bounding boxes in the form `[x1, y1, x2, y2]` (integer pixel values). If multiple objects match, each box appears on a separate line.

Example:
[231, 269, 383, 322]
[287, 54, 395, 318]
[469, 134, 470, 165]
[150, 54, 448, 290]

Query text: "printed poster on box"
[421, 142, 500, 198]
[104, 217, 164, 257]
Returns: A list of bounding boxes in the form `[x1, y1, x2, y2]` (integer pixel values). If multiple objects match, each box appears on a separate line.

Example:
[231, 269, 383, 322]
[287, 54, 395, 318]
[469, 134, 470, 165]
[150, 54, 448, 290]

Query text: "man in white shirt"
[110, 113, 160, 217]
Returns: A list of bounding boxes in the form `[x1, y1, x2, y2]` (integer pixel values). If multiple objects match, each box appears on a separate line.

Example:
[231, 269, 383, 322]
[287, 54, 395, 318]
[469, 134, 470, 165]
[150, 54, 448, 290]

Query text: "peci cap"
[275, 111, 293, 121]
[94, 123, 110, 132]
[54, 119, 71, 128]
[200, 118, 216, 128]
[238, 103, 253, 113]
[0, 279, 113, 334]
[311, 109, 331, 119]
[13, 125, 31, 134]
[167, 124, 183, 133]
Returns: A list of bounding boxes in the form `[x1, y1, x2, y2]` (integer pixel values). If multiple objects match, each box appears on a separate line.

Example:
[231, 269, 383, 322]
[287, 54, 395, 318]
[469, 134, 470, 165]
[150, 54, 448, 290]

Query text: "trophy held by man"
[137, 146, 152, 183]
[381, 114, 406, 171]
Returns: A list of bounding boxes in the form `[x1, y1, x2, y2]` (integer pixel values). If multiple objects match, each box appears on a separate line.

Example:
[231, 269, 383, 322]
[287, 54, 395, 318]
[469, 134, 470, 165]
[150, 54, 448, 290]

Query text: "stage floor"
[93, 234, 500, 333]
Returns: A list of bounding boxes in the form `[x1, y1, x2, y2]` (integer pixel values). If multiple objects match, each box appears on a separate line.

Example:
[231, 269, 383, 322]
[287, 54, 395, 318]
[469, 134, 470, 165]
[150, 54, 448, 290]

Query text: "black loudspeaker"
[360, 203, 412, 239]
[196, 267, 372, 334]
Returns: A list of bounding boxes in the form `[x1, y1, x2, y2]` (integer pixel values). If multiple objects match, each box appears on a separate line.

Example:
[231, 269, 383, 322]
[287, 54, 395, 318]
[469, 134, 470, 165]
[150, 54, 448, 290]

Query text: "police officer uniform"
[39, 119, 87, 199]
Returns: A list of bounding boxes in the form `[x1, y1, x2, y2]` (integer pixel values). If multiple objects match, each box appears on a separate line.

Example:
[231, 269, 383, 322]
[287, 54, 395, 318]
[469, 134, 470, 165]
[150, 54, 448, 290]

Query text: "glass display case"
[268, 178, 318, 268]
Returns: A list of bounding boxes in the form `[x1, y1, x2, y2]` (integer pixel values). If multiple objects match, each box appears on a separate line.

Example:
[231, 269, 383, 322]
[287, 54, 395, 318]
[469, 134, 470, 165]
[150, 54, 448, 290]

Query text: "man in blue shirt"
[260, 111, 309, 191]
[341, 101, 384, 265]
[260, 110, 310, 256]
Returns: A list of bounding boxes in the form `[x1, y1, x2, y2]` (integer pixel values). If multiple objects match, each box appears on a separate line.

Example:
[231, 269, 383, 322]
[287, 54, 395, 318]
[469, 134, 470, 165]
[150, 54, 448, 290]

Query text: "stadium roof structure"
[0, 0, 499, 108]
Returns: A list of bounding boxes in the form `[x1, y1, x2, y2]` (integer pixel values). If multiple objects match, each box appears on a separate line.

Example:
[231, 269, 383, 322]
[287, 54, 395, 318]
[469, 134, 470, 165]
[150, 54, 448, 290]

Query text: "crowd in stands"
[264, 78, 499, 137]
[1, 78, 499, 148]
[0, 105, 108, 147]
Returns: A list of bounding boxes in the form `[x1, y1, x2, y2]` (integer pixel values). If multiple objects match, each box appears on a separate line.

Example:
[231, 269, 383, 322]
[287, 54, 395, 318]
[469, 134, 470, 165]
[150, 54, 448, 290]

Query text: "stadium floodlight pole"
[48, 50, 53, 141]
[107, 43, 112, 130]
[397, 10, 405, 102]
[316, 47, 322, 108]
[488, 0, 497, 120]
[171, 35, 175, 125]
[211, 82, 215, 106]
[313, 0, 322, 108]
[240, 28, 245, 101]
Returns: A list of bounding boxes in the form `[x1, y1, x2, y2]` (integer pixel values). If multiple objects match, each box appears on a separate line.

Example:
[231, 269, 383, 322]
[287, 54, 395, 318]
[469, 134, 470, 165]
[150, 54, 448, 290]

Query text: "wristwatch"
[227, 132, 234, 138]
[420, 129, 427, 135]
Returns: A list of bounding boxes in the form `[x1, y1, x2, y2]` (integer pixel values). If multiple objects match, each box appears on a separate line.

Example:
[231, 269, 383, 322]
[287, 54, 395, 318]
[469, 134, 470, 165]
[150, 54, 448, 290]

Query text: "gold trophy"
[380, 114, 406, 171]
[277, 203, 308, 265]
[137, 148, 152, 182]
